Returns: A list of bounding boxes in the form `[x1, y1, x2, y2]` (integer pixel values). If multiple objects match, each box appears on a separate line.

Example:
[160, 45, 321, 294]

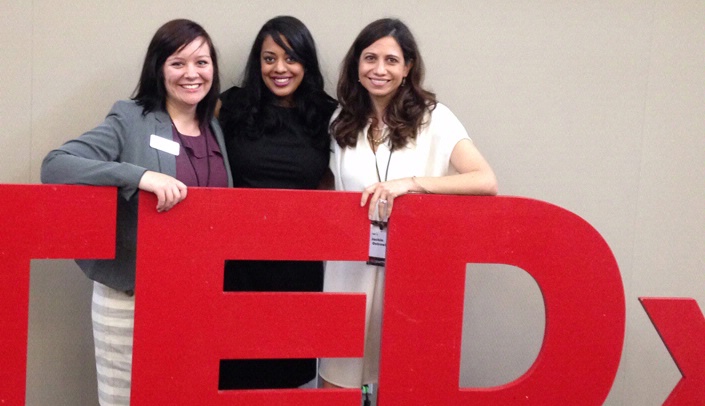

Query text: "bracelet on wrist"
[412, 176, 430, 194]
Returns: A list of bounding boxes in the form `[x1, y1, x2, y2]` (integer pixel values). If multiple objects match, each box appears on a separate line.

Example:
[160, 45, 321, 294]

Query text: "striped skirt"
[92, 282, 135, 406]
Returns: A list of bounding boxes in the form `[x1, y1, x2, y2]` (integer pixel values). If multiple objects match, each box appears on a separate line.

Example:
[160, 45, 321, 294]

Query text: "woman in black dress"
[217, 15, 337, 389]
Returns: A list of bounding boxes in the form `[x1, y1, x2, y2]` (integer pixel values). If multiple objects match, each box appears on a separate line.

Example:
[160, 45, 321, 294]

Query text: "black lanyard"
[373, 148, 393, 183]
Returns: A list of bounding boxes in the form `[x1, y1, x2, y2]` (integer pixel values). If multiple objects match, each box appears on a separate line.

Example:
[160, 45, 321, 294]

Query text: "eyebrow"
[166, 54, 212, 62]
[363, 52, 400, 58]
[191, 48, 212, 59]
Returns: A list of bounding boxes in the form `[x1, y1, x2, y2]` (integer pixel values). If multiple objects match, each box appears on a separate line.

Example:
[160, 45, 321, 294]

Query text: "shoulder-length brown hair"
[331, 18, 436, 151]
[132, 19, 220, 124]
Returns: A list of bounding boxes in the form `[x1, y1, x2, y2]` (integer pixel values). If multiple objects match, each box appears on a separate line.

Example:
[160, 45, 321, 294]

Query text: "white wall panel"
[1, 1, 32, 183]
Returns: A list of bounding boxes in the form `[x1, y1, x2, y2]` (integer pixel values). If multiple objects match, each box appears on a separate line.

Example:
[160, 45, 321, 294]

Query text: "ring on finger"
[379, 198, 388, 204]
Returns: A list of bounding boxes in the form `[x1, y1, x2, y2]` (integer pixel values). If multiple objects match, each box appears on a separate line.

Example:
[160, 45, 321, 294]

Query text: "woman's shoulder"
[428, 102, 453, 118]
[102, 100, 152, 128]
[300, 90, 337, 118]
[110, 100, 169, 124]
[423, 101, 471, 143]
[319, 96, 339, 121]
[110, 99, 143, 115]
[426, 102, 465, 126]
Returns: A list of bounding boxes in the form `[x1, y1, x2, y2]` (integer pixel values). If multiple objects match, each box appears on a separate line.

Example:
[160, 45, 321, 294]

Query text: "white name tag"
[150, 134, 180, 156]
[367, 222, 387, 266]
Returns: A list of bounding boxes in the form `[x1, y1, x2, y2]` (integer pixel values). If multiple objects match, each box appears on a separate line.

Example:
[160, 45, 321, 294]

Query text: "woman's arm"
[41, 102, 147, 195]
[41, 101, 187, 211]
[361, 138, 497, 219]
[413, 138, 497, 195]
[138, 171, 187, 212]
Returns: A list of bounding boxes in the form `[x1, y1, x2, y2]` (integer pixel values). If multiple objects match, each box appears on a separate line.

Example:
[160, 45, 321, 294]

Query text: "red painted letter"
[131, 189, 367, 405]
[0, 185, 115, 405]
[380, 195, 625, 405]
[640, 297, 705, 405]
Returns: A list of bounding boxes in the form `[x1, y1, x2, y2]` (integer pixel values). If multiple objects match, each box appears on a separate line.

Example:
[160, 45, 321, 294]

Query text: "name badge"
[367, 221, 388, 266]
[150, 134, 180, 156]
[367, 198, 389, 266]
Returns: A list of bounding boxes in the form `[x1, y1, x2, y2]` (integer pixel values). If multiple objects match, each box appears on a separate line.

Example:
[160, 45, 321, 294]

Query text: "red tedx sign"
[130, 189, 625, 405]
[2, 185, 702, 404]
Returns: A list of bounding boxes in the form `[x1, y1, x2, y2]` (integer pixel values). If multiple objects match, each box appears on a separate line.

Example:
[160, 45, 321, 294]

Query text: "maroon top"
[172, 124, 228, 187]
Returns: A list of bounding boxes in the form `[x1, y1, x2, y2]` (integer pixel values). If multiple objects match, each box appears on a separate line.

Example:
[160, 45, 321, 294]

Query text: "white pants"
[92, 282, 135, 406]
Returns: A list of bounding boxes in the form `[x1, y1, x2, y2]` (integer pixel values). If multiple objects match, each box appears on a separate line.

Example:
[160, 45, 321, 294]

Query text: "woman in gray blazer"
[41, 19, 232, 406]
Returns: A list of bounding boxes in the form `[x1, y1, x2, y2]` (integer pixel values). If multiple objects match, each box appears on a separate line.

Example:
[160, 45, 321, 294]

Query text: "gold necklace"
[367, 126, 389, 146]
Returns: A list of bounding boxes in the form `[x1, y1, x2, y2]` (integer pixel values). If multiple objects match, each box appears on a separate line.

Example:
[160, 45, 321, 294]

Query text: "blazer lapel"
[152, 110, 177, 177]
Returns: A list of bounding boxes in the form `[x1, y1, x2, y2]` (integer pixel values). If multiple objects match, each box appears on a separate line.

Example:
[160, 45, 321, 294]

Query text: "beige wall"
[2, 1, 704, 404]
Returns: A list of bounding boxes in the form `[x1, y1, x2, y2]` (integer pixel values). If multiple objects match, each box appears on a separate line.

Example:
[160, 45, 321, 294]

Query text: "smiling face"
[260, 35, 304, 105]
[163, 37, 213, 114]
[358, 36, 411, 109]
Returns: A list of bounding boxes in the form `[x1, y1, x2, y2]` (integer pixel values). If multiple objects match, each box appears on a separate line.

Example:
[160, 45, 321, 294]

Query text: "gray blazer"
[41, 100, 233, 291]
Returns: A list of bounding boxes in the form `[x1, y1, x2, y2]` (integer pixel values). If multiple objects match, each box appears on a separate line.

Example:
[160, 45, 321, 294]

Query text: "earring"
[401, 77, 406, 87]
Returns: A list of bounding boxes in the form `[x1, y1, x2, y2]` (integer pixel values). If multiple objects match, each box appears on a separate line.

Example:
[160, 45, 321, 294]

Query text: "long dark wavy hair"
[132, 19, 220, 124]
[220, 16, 336, 150]
[332, 18, 437, 151]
